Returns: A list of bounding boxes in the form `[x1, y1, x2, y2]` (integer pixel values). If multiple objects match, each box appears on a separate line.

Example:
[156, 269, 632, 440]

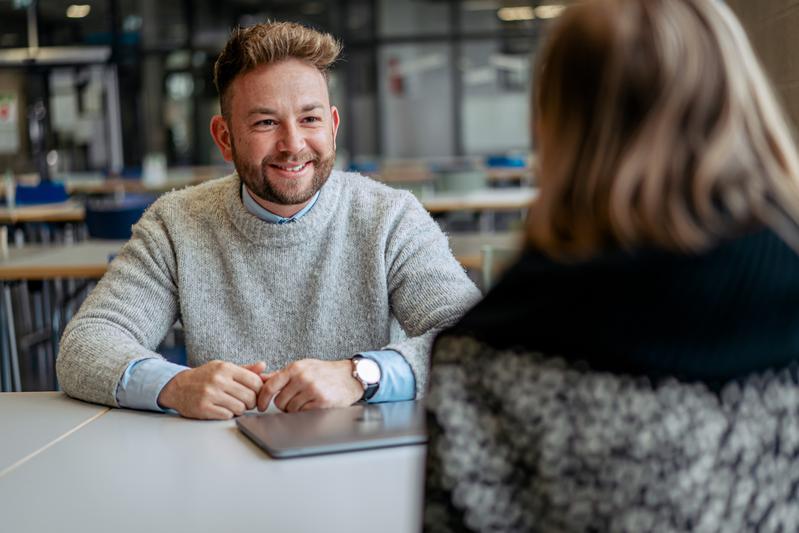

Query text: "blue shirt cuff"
[358, 350, 416, 403]
[116, 358, 189, 412]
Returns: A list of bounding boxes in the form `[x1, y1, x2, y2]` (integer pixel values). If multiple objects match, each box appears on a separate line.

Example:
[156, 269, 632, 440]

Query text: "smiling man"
[56, 21, 481, 419]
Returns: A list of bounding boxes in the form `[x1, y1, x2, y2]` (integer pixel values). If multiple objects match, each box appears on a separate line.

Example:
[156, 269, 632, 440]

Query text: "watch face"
[357, 358, 381, 384]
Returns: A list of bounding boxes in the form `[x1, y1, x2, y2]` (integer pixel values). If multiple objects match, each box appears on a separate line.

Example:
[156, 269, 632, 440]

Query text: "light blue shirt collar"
[241, 183, 320, 224]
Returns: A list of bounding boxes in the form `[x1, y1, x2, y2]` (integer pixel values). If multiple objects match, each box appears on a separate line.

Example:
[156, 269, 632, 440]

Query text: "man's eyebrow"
[299, 103, 324, 112]
[247, 107, 278, 116]
[247, 104, 325, 117]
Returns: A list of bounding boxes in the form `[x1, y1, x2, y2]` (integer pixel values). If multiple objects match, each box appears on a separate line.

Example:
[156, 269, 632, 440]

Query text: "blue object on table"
[485, 155, 526, 168]
[349, 160, 380, 174]
[85, 194, 157, 240]
[14, 182, 69, 205]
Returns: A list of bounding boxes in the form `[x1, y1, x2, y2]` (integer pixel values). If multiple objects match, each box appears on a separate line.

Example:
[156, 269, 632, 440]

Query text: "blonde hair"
[213, 21, 342, 117]
[528, 0, 799, 258]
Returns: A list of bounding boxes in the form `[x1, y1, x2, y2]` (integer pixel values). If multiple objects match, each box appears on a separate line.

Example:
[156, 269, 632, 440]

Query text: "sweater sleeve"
[56, 205, 181, 407]
[382, 195, 482, 398]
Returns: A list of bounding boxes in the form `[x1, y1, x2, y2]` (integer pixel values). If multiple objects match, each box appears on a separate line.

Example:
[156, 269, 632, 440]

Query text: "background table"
[0, 240, 126, 392]
[0, 392, 426, 533]
[0, 239, 124, 281]
[421, 187, 537, 213]
[448, 231, 521, 270]
[0, 202, 86, 225]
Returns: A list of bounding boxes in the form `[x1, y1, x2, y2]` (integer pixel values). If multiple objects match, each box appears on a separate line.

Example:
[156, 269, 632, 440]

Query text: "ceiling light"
[534, 5, 566, 19]
[497, 6, 535, 22]
[66, 4, 91, 18]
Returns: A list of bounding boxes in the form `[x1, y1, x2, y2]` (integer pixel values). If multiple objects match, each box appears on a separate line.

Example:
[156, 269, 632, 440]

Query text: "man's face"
[214, 59, 340, 208]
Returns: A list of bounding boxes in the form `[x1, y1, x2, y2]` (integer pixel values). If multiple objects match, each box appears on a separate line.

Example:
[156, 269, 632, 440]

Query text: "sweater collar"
[224, 170, 342, 246]
[241, 183, 320, 224]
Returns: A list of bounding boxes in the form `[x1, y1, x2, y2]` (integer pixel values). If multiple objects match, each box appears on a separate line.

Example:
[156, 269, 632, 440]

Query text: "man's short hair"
[213, 21, 342, 118]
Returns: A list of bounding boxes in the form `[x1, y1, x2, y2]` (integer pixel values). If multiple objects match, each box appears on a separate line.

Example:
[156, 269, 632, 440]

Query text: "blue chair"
[85, 194, 157, 240]
[14, 182, 69, 205]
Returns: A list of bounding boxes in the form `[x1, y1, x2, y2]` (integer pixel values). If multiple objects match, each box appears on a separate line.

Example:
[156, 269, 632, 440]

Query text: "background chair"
[85, 194, 156, 240]
[13, 182, 69, 206]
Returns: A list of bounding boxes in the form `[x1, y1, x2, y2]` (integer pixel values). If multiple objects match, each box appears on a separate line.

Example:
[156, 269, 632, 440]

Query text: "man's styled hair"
[213, 21, 342, 118]
[528, 0, 799, 258]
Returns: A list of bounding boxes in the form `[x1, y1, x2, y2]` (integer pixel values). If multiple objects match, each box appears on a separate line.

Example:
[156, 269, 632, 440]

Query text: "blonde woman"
[425, 0, 799, 531]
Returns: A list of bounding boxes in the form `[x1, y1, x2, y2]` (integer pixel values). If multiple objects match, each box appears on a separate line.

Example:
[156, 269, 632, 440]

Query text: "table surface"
[0, 392, 108, 476]
[0, 392, 426, 533]
[421, 187, 537, 213]
[0, 201, 86, 224]
[62, 166, 231, 196]
[0, 239, 126, 280]
[0, 232, 519, 282]
[486, 167, 534, 183]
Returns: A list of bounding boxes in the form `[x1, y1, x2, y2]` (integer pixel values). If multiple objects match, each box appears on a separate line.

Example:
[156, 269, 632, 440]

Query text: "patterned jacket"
[425, 335, 799, 533]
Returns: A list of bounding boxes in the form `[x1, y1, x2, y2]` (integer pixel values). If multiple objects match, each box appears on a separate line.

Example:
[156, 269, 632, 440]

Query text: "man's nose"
[276, 123, 305, 154]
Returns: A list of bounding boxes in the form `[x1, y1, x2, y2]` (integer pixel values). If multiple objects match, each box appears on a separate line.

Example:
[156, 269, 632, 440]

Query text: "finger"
[274, 377, 306, 412]
[241, 361, 266, 375]
[205, 405, 236, 420]
[300, 400, 322, 412]
[258, 371, 291, 411]
[230, 366, 264, 392]
[213, 392, 248, 417]
[256, 385, 273, 412]
[223, 380, 258, 410]
[190, 403, 235, 420]
[284, 389, 315, 413]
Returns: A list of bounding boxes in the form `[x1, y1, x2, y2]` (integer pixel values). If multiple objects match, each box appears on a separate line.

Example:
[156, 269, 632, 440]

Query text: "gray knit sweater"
[56, 171, 481, 407]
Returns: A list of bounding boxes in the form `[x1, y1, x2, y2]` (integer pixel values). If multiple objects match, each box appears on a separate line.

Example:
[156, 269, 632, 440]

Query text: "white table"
[0, 392, 426, 533]
[0, 392, 108, 476]
[421, 187, 537, 213]
[421, 187, 536, 233]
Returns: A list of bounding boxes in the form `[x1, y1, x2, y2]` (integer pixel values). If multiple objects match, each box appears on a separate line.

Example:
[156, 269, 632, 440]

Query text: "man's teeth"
[278, 163, 306, 171]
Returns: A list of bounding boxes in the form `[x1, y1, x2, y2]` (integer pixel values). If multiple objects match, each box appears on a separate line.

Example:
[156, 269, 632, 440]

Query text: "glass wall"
[0, 0, 570, 174]
[379, 43, 454, 159]
[461, 40, 531, 155]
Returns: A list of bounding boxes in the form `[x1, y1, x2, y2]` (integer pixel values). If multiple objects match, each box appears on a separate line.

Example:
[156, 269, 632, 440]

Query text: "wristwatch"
[351, 355, 381, 401]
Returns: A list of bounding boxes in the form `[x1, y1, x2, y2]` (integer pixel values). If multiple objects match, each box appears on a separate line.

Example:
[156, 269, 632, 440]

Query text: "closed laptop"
[236, 400, 427, 458]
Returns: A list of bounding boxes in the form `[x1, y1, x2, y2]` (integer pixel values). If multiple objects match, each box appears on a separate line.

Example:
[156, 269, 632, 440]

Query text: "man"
[56, 21, 480, 420]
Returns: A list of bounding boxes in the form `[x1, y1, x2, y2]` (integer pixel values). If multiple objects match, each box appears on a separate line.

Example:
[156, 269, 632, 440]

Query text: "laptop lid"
[236, 400, 427, 458]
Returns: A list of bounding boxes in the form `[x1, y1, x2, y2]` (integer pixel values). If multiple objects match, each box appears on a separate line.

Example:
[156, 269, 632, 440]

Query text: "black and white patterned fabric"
[425, 335, 799, 533]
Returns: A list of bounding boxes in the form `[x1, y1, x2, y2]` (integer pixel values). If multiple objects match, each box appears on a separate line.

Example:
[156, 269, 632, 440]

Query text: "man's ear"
[210, 115, 234, 162]
[330, 105, 340, 150]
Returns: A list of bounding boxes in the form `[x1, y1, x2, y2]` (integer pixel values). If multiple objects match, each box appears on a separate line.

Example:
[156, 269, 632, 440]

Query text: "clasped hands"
[157, 359, 365, 420]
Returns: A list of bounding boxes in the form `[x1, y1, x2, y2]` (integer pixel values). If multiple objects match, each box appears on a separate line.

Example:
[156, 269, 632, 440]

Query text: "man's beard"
[232, 144, 336, 206]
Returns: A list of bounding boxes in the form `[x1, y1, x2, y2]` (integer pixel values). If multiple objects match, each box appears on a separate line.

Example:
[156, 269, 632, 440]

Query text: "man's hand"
[257, 359, 364, 413]
[158, 360, 267, 420]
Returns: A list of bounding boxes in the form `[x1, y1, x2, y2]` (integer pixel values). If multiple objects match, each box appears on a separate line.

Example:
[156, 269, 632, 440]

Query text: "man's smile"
[268, 161, 313, 174]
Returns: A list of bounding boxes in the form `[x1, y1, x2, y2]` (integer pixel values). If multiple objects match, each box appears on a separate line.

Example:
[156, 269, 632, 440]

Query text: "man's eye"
[302, 116, 321, 123]
[256, 119, 276, 126]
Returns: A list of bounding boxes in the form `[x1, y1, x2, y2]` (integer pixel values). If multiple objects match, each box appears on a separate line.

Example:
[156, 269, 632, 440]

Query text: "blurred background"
[0, 0, 795, 392]
[0, 0, 575, 182]
[0, 1, 792, 181]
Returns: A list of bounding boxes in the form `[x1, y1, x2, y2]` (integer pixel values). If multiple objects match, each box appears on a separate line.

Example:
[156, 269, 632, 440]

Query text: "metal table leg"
[4, 283, 21, 391]
[0, 284, 8, 392]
